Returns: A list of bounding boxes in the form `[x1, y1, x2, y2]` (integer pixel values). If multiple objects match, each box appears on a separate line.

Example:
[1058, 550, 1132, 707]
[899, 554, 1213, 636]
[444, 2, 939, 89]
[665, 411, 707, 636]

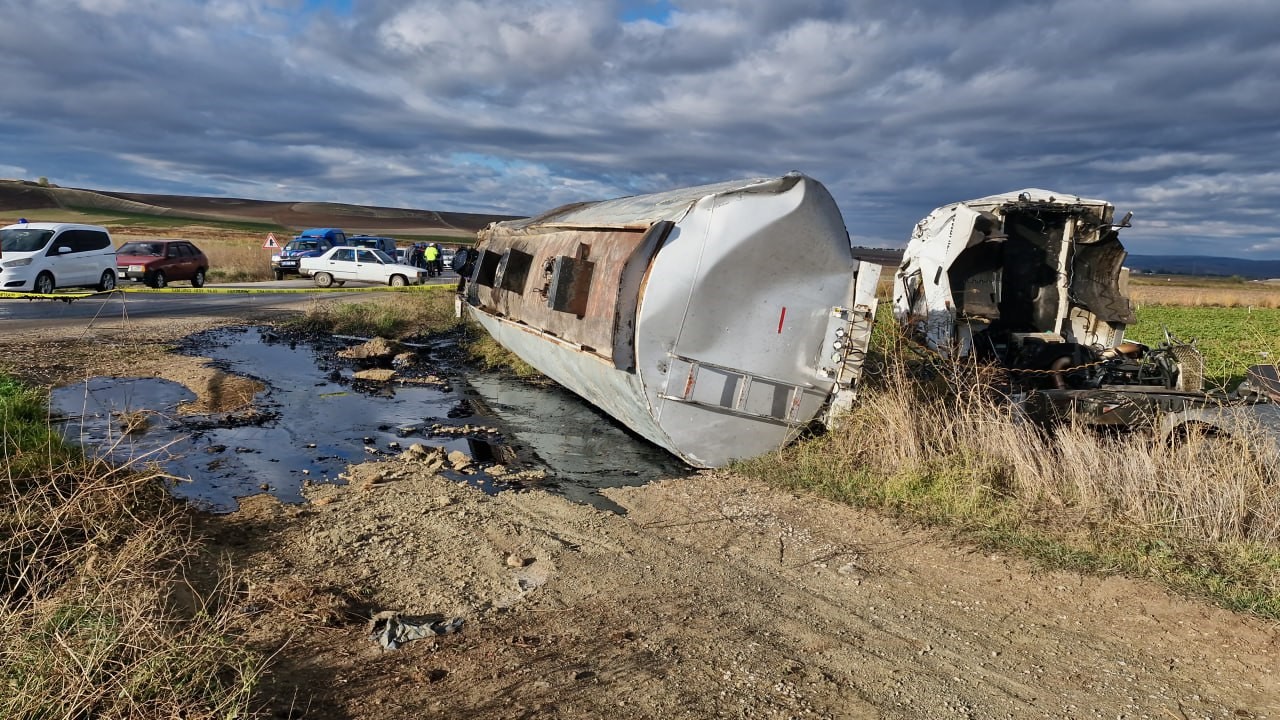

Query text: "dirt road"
[4, 313, 1277, 719]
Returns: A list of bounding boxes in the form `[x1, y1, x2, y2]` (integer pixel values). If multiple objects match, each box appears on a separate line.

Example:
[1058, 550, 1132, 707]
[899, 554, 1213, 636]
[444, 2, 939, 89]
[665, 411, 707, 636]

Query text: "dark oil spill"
[52, 326, 690, 513]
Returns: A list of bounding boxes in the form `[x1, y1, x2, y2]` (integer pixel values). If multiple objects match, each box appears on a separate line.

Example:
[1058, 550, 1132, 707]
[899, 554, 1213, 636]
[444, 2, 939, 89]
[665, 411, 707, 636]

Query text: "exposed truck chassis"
[1017, 336, 1280, 442]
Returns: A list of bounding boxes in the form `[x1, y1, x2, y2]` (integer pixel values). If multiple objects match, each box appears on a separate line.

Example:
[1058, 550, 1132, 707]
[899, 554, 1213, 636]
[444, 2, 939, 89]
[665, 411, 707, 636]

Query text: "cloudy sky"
[3, 0, 1279, 256]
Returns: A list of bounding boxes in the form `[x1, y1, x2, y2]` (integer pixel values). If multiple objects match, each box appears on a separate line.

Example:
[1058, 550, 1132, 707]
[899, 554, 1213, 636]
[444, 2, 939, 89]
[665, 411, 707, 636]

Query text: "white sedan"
[299, 247, 429, 287]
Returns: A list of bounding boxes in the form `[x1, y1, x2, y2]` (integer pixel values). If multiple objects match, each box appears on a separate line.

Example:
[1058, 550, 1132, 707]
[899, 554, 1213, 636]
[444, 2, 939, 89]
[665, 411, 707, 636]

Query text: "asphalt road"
[0, 275, 457, 331]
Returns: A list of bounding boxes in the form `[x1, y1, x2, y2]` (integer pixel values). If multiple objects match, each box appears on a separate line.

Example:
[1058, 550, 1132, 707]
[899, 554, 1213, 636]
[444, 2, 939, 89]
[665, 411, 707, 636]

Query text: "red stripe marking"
[777, 306, 787, 334]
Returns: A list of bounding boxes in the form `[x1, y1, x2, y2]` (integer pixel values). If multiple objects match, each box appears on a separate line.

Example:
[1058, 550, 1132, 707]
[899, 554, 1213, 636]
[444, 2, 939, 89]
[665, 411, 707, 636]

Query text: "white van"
[0, 222, 118, 294]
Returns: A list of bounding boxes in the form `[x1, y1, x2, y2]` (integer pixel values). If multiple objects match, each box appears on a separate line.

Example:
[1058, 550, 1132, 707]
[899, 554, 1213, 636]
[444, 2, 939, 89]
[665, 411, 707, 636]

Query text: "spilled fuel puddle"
[52, 326, 690, 513]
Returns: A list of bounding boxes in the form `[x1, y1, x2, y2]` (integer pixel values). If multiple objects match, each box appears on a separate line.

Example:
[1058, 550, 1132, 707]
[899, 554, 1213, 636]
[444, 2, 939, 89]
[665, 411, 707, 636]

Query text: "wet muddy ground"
[51, 325, 690, 513]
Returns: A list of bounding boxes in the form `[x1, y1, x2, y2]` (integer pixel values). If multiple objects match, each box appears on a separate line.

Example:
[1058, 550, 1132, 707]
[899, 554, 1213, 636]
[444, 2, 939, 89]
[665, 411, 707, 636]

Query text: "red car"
[115, 239, 209, 288]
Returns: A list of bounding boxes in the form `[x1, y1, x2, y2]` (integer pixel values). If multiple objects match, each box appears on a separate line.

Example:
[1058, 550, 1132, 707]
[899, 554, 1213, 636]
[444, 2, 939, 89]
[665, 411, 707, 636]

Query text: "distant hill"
[0, 179, 521, 236]
[1124, 255, 1280, 280]
[852, 246, 904, 268]
[5, 179, 1276, 279]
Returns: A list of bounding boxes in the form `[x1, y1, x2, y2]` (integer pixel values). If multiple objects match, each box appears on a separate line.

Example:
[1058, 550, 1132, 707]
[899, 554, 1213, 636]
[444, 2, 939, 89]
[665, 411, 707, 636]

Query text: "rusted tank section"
[465, 173, 881, 467]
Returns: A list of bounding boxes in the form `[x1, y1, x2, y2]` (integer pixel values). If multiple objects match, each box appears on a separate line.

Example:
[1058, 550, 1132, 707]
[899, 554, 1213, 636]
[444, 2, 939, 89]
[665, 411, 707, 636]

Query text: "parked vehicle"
[116, 239, 209, 288]
[271, 228, 347, 280]
[299, 246, 429, 287]
[0, 221, 118, 293]
[346, 235, 398, 255]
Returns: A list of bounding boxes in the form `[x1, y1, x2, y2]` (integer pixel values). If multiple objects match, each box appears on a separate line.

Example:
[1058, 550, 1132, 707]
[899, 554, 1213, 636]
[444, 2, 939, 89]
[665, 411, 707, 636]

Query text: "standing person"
[409, 243, 424, 269]
[424, 243, 440, 277]
[431, 242, 444, 276]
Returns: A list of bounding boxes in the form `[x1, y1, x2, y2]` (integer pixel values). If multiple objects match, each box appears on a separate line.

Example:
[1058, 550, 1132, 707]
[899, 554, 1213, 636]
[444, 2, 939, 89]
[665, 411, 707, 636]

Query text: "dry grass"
[463, 328, 541, 378]
[283, 285, 462, 339]
[740, 331, 1280, 616]
[1, 378, 264, 719]
[201, 238, 278, 282]
[1129, 280, 1280, 308]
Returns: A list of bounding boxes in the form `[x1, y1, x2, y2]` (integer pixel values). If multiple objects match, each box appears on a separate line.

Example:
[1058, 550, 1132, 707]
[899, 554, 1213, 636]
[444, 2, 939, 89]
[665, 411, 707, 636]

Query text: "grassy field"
[1130, 274, 1280, 308]
[1127, 305, 1280, 388]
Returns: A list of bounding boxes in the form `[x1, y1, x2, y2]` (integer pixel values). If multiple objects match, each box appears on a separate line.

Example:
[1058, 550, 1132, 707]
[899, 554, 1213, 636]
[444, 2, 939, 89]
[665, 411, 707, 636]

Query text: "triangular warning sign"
[263, 233, 279, 248]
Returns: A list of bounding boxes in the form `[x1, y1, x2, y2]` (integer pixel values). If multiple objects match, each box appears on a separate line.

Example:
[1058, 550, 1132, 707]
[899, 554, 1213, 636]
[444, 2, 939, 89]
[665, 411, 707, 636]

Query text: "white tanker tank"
[463, 173, 881, 468]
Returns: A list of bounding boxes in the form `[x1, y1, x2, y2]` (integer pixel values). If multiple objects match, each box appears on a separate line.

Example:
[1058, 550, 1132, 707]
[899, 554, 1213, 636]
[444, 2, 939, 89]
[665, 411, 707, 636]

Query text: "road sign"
[263, 233, 279, 249]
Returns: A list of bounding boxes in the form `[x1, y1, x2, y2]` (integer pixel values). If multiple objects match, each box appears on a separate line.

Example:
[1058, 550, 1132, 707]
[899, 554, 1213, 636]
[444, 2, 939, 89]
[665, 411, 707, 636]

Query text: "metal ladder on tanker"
[658, 354, 824, 426]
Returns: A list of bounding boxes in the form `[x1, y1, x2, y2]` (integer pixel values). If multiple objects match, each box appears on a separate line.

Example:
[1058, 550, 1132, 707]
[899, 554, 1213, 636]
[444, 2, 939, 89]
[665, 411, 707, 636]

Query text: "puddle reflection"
[52, 326, 691, 513]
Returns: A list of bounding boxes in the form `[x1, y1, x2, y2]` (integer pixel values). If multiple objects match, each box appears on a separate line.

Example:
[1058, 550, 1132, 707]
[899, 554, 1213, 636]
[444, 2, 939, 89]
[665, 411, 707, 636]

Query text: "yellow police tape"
[0, 283, 453, 300]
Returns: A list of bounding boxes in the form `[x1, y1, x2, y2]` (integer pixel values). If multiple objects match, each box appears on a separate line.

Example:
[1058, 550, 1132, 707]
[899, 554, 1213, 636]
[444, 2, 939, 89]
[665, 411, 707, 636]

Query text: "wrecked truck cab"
[893, 189, 1135, 367]
[893, 191, 1280, 450]
[464, 173, 881, 468]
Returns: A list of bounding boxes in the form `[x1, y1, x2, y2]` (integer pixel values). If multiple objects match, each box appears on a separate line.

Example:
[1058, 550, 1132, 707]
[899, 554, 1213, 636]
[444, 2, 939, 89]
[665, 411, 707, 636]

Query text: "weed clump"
[739, 330, 1280, 618]
[284, 286, 461, 339]
[1, 373, 263, 718]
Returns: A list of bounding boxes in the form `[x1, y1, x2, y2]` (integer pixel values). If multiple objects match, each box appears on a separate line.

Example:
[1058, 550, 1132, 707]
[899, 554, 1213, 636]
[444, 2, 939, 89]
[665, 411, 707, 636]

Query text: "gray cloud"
[2, 0, 1280, 255]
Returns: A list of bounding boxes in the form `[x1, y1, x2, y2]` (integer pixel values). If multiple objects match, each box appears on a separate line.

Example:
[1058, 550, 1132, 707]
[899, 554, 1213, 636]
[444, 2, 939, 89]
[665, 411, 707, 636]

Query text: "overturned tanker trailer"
[463, 173, 882, 467]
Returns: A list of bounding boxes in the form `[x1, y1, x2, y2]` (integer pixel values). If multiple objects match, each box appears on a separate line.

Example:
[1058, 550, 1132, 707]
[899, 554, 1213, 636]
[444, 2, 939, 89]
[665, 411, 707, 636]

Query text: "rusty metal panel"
[546, 255, 595, 316]
[473, 228, 648, 354]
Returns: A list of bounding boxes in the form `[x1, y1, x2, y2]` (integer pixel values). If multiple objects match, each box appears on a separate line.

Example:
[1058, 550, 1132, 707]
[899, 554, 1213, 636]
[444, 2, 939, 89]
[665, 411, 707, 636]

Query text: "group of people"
[406, 242, 445, 277]
[402, 241, 477, 292]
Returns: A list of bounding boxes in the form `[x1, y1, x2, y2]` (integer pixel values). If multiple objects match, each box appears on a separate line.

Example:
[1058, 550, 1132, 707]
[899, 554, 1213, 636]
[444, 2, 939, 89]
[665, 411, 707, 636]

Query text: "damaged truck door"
[463, 173, 881, 468]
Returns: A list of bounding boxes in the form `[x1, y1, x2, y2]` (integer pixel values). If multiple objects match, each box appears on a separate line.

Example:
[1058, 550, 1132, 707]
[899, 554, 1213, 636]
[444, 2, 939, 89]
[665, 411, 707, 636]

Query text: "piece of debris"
[114, 410, 150, 435]
[368, 611, 464, 650]
[398, 375, 449, 388]
[338, 337, 400, 361]
[401, 444, 448, 472]
[358, 469, 392, 491]
[353, 368, 397, 382]
[448, 450, 473, 471]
